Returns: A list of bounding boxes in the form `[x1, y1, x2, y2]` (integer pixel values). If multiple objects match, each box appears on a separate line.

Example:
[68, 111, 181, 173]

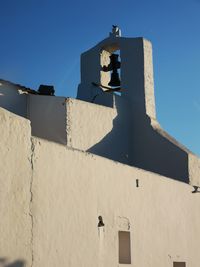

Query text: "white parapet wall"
[27, 96, 200, 185]
[28, 96, 131, 165]
[0, 108, 32, 266]
[65, 98, 117, 149]
[65, 98, 130, 165]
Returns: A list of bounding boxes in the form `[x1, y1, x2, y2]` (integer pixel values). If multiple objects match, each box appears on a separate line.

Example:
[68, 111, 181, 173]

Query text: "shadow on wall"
[0, 258, 25, 267]
[130, 112, 189, 183]
[87, 94, 189, 183]
[87, 95, 131, 166]
[0, 85, 27, 118]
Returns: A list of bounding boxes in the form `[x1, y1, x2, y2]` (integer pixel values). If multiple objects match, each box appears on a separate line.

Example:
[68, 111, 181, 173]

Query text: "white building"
[0, 29, 200, 267]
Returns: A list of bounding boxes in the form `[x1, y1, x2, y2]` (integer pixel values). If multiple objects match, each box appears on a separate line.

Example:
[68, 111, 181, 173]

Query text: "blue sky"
[0, 0, 200, 155]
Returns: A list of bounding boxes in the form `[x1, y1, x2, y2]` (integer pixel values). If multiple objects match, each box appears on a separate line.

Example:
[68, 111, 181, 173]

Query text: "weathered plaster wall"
[66, 98, 189, 183]
[1, 108, 200, 267]
[0, 77, 198, 185]
[31, 137, 200, 267]
[0, 108, 32, 266]
[27, 96, 130, 164]
[66, 98, 130, 164]
[27, 96, 199, 184]
[0, 89, 199, 186]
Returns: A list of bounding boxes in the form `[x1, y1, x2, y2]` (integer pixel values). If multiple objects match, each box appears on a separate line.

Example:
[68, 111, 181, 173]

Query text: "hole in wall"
[98, 216, 105, 227]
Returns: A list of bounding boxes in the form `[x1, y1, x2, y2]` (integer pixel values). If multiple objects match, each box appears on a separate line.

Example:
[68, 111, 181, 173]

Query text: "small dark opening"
[118, 231, 131, 264]
[173, 262, 186, 267]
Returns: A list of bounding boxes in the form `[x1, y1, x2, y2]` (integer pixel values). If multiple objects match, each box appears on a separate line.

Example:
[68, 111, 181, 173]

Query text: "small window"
[173, 262, 186, 267]
[118, 231, 131, 264]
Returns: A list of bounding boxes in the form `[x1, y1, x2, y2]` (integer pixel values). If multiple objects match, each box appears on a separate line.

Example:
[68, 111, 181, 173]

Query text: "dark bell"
[108, 72, 120, 87]
[102, 53, 121, 87]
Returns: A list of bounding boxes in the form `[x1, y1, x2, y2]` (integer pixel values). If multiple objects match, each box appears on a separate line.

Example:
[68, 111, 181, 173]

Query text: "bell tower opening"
[100, 49, 122, 96]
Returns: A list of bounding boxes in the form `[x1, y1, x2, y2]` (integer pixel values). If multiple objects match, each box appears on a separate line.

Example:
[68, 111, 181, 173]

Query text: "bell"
[102, 53, 121, 87]
[108, 71, 121, 87]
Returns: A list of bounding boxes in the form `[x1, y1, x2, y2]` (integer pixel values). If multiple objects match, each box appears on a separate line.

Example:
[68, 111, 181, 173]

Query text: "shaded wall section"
[28, 95, 67, 144]
[129, 113, 189, 183]
[0, 83, 27, 118]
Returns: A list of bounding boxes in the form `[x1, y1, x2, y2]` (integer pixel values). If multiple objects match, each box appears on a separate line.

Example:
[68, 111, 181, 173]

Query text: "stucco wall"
[0, 108, 32, 266]
[0, 89, 199, 185]
[1, 108, 200, 267]
[31, 137, 200, 267]
[66, 98, 130, 165]
[27, 96, 199, 184]
[188, 153, 200, 186]
[66, 98, 189, 182]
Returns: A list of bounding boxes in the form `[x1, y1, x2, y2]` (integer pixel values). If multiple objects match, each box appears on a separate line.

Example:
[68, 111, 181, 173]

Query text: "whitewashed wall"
[1, 108, 200, 267]
[0, 108, 32, 266]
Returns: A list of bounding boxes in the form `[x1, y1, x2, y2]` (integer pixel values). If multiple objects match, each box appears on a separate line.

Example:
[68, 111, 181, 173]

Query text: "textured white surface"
[0, 108, 32, 266]
[66, 98, 117, 150]
[143, 39, 156, 119]
[31, 138, 200, 267]
[0, 108, 200, 267]
[188, 153, 200, 186]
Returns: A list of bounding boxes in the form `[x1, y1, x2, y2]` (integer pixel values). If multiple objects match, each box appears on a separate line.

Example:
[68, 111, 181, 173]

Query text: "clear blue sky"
[0, 0, 200, 155]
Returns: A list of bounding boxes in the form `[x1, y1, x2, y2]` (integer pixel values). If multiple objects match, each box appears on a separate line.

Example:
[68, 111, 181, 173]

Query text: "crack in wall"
[29, 137, 35, 267]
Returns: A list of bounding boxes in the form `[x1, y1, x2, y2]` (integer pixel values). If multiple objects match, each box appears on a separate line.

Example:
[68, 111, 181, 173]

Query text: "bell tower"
[76, 27, 189, 183]
[77, 26, 156, 119]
